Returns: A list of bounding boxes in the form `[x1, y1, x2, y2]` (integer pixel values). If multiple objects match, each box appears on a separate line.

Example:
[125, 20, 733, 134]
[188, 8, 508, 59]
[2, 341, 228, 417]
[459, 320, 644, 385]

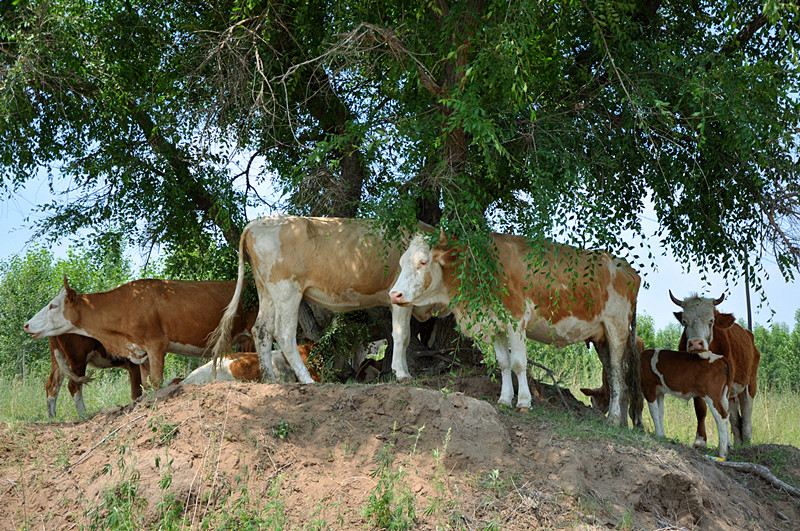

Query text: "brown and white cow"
[210, 215, 437, 385]
[180, 343, 319, 386]
[390, 233, 640, 425]
[46, 334, 145, 418]
[580, 336, 645, 427]
[640, 349, 733, 459]
[670, 291, 760, 447]
[24, 279, 256, 387]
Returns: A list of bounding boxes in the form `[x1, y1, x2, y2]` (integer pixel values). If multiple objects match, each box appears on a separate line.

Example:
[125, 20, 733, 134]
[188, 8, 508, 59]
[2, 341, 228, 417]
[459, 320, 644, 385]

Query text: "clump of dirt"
[1, 375, 798, 530]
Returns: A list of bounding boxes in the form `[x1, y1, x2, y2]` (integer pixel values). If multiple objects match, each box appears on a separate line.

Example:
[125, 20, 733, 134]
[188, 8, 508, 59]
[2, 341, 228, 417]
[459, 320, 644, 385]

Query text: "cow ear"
[63, 275, 78, 303]
[579, 387, 599, 398]
[716, 313, 736, 329]
[433, 247, 456, 267]
[673, 311, 683, 323]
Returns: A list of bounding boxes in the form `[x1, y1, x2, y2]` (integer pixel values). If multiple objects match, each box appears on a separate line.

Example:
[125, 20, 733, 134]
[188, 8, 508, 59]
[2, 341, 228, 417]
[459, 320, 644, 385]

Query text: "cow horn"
[669, 290, 683, 307]
[713, 293, 725, 305]
[438, 227, 448, 247]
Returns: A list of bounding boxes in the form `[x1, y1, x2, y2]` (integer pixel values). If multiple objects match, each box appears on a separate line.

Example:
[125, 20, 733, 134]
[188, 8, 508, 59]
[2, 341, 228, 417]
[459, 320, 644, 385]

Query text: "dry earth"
[1, 374, 799, 530]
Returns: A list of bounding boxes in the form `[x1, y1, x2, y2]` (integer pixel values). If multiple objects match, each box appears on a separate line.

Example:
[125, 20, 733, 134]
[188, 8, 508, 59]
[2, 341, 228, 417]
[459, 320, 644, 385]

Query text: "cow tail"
[627, 303, 643, 427]
[54, 349, 95, 385]
[209, 227, 248, 379]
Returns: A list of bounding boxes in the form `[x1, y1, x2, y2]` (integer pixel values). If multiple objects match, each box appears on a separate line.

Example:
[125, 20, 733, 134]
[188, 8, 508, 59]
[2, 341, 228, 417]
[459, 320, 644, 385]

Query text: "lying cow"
[179, 343, 319, 386]
[25, 278, 256, 387]
[390, 232, 640, 426]
[46, 334, 145, 418]
[580, 336, 645, 427]
[670, 291, 760, 448]
[640, 349, 733, 459]
[210, 216, 438, 386]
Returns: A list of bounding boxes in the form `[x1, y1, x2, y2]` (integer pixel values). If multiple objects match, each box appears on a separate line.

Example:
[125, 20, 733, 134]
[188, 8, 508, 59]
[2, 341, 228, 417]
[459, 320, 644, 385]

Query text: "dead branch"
[530, 361, 573, 417]
[715, 460, 800, 500]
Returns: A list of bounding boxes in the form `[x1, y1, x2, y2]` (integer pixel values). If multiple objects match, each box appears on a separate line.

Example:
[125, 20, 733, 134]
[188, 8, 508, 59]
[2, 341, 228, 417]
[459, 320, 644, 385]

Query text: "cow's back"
[107, 279, 248, 348]
[492, 233, 640, 344]
[244, 216, 425, 311]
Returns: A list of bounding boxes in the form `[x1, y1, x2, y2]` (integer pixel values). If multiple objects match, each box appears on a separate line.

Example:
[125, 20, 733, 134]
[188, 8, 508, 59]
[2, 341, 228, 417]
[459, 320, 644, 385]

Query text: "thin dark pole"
[745, 262, 753, 331]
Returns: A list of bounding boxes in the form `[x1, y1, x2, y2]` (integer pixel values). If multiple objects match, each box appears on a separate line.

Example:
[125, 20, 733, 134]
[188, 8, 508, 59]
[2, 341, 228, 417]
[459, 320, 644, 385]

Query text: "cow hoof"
[516, 407, 529, 413]
[497, 400, 513, 408]
[693, 436, 707, 449]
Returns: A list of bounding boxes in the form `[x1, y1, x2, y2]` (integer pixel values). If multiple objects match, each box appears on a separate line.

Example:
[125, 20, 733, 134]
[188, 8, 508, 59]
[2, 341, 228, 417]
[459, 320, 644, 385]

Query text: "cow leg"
[738, 388, 754, 445]
[68, 379, 87, 416]
[704, 396, 730, 459]
[390, 304, 413, 380]
[493, 335, 515, 408]
[507, 326, 531, 410]
[253, 302, 278, 382]
[692, 396, 708, 448]
[46, 352, 63, 419]
[128, 364, 144, 400]
[729, 393, 744, 446]
[139, 363, 152, 392]
[272, 296, 315, 384]
[648, 395, 666, 438]
[600, 338, 627, 427]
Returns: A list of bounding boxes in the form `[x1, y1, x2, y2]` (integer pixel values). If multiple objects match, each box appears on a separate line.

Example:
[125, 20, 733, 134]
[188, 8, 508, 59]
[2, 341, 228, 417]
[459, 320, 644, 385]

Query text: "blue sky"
[2, 177, 797, 332]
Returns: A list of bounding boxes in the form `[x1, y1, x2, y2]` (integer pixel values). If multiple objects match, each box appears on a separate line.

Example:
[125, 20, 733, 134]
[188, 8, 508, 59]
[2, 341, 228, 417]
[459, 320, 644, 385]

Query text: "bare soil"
[1, 374, 799, 530]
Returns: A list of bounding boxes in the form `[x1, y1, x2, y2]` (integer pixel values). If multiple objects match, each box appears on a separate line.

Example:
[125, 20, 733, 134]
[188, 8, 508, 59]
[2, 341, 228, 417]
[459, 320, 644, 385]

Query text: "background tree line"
[2, 243, 799, 392]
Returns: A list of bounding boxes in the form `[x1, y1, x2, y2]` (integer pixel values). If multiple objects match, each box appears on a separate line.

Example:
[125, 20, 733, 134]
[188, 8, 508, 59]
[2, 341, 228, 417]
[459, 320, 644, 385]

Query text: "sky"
[2, 177, 798, 332]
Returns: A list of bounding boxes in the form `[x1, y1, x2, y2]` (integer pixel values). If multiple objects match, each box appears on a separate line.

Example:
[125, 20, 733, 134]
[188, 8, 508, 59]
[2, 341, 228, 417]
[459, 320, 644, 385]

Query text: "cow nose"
[389, 291, 405, 305]
[23, 322, 29, 332]
[687, 340, 705, 352]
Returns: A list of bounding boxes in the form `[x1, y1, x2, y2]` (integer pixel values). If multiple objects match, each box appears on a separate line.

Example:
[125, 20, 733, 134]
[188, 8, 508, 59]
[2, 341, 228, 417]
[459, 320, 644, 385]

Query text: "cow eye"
[49, 303, 56, 310]
[419, 259, 428, 267]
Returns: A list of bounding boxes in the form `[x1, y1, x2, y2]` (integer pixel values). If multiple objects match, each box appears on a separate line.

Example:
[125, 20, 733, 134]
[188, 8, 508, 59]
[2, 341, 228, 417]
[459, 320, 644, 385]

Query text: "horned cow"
[671, 291, 760, 448]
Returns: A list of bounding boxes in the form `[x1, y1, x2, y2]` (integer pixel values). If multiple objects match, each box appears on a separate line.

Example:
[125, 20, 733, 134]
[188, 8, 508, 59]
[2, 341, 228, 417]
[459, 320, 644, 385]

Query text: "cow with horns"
[670, 291, 761, 448]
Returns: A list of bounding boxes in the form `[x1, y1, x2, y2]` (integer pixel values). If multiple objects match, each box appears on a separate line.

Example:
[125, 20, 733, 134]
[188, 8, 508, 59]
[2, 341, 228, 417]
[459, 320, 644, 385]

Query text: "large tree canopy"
[1, 0, 798, 299]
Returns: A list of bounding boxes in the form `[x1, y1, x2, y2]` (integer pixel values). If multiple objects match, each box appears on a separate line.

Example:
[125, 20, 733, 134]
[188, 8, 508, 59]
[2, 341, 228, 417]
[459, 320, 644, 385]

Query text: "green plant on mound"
[362, 431, 417, 529]
[310, 310, 371, 382]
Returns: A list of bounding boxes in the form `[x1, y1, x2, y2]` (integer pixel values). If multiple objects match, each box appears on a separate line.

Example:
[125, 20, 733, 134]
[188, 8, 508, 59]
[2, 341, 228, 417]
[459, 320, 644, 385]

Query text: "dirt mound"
[1, 376, 799, 530]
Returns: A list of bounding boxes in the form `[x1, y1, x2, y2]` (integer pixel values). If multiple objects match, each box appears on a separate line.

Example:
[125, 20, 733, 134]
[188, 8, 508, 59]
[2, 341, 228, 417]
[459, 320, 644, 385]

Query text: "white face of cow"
[671, 291, 723, 352]
[23, 289, 79, 339]
[389, 234, 449, 308]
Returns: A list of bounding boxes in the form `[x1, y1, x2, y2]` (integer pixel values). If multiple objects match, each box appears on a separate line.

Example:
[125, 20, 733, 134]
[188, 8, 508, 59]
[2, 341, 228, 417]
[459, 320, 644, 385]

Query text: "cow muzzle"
[389, 291, 409, 307]
[687, 339, 707, 352]
[22, 322, 40, 339]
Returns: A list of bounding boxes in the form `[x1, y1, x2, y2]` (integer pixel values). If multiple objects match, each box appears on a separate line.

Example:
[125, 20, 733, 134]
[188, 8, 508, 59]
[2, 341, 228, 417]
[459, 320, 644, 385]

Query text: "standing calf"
[641, 349, 733, 459]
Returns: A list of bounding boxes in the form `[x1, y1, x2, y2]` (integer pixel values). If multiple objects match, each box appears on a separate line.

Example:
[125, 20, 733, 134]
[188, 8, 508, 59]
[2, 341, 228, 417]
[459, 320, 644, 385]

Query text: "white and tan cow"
[25, 279, 256, 387]
[390, 232, 640, 425]
[670, 291, 760, 447]
[210, 215, 436, 385]
[179, 343, 319, 386]
[46, 333, 146, 417]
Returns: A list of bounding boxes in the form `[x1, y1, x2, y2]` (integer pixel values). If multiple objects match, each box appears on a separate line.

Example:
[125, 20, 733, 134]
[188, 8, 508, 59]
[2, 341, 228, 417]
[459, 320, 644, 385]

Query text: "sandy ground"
[1, 374, 799, 530]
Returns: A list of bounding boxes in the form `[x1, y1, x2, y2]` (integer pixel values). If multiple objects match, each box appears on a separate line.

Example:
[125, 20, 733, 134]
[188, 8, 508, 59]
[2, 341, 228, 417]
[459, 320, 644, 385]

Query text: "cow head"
[670, 290, 730, 352]
[580, 386, 609, 414]
[389, 232, 454, 308]
[23, 276, 82, 339]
